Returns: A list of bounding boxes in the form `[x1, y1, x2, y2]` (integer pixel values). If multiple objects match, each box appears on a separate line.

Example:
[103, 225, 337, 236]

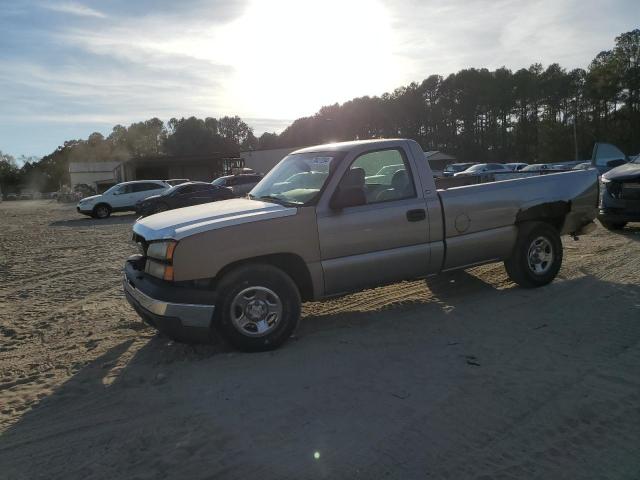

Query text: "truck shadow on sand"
[299, 270, 499, 336]
[2, 274, 640, 479]
[49, 214, 138, 227]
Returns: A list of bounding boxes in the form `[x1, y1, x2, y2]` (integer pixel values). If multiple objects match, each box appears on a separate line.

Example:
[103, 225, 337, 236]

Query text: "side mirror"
[330, 186, 366, 210]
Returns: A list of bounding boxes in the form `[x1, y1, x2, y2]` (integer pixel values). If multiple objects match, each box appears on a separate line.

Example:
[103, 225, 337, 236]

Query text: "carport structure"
[114, 153, 244, 183]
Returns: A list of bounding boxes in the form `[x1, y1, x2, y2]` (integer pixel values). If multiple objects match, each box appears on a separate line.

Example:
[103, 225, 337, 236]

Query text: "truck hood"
[133, 198, 297, 241]
[602, 162, 640, 182]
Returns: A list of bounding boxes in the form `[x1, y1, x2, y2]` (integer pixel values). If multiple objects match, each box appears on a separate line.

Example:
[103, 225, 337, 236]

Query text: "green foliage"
[164, 116, 243, 156]
[0, 151, 20, 193]
[1, 115, 254, 192]
[2, 29, 638, 193]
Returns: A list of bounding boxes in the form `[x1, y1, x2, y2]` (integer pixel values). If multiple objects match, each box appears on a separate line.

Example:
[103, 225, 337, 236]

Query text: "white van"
[77, 180, 170, 219]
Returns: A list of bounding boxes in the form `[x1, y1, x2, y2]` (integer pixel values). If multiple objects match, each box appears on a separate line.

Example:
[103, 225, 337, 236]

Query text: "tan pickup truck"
[124, 139, 598, 351]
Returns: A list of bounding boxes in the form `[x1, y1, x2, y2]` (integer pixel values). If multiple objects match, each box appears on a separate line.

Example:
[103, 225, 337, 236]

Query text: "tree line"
[1, 29, 637, 194]
[0, 115, 255, 193]
[261, 29, 639, 164]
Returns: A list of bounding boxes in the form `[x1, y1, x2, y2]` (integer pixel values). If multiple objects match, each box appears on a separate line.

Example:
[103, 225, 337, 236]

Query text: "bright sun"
[218, 0, 400, 123]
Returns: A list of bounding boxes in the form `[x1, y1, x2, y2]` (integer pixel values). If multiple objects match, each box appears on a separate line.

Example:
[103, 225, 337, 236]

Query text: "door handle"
[406, 209, 426, 222]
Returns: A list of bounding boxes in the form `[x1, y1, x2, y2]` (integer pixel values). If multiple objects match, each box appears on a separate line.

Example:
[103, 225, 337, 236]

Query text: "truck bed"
[434, 169, 599, 271]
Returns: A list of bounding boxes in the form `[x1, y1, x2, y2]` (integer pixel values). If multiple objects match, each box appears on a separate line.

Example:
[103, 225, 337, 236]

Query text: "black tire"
[213, 264, 301, 352]
[92, 203, 111, 219]
[154, 202, 169, 214]
[504, 221, 563, 288]
[599, 219, 626, 231]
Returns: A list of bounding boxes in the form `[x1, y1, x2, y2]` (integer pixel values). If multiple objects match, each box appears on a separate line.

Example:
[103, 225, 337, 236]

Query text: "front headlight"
[145, 240, 177, 281]
[144, 240, 178, 281]
[147, 240, 177, 261]
[145, 259, 174, 281]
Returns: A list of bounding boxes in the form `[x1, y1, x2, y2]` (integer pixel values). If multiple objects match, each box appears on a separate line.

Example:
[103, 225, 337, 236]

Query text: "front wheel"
[213, 264, 301, 351]
[504, 221, 563, 288]
[92, 204, 111, 219]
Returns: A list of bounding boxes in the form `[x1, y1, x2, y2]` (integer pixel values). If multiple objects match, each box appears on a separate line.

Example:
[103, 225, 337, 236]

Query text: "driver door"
[317, 147, 430, 295]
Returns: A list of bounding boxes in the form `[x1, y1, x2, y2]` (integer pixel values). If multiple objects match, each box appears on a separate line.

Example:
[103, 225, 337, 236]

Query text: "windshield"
[446, 164, 468, 173]
[465, 164, 486, 172]
[103, 184, 124, 195]
[250, 152, 343, 206]
[211, 177, 228, 186]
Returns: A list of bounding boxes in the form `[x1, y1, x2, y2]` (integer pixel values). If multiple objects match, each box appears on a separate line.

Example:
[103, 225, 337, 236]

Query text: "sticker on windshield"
[311, 156, 332, 166]
[309, 156, 333, 172]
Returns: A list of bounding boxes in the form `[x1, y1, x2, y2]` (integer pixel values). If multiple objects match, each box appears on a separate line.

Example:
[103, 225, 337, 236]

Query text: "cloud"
[383, 0, 638, 80]
[1, 1, 249, 141]
[40, 1, 106, 18]
[0, 54, 234, 122]
[1, 0, 637, 157]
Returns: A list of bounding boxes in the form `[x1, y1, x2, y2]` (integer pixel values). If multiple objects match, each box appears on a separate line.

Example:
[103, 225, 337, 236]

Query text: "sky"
[0, 0, 638, 158]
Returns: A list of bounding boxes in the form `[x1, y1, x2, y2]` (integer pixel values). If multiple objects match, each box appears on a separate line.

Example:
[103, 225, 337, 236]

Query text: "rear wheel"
[504, 221, 563, 288]
[212, 264, 301, 351]
[92, 204, 111, 219]
[599, 219, 626, 231]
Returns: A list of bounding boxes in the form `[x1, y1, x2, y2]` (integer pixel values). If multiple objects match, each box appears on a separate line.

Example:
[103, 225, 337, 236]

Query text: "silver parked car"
[505, 162, 528, 171]
[442, 162, 478, 177]
[454, 163, 509, 177]
[521, 163, 553, 172]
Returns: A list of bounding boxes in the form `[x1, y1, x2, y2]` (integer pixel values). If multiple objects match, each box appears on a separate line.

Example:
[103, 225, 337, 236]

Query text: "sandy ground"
[1, 200, 640, 479]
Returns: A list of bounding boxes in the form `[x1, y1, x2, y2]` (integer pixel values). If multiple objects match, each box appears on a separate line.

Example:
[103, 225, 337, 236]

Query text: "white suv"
[77, 180, 170, 219]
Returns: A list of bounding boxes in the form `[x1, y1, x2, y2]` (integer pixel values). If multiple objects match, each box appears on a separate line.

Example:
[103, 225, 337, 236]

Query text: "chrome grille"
[621, 182, 640, 200]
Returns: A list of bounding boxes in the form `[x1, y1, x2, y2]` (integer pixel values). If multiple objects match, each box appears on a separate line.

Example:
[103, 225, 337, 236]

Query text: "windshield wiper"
[255, 195, 299, 207]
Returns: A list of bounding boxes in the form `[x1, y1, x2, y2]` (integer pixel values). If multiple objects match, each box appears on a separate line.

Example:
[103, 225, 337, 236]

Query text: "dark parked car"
[165, 178, 190, 186]
[442, 162, 478, 177]
[135, 182, 234, 217]
[211, 174, 263, 196]
[598, 154, 640, 230]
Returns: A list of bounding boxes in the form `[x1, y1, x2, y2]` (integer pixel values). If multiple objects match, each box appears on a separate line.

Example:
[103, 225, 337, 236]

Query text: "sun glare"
[219, 0, 399, 123]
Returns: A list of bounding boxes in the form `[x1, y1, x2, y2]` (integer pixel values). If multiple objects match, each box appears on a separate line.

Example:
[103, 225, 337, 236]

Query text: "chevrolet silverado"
[123, 139, 598, 351]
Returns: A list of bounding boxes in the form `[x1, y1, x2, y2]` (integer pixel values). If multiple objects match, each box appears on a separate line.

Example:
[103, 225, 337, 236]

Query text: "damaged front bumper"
[123, 258, 216, 343]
